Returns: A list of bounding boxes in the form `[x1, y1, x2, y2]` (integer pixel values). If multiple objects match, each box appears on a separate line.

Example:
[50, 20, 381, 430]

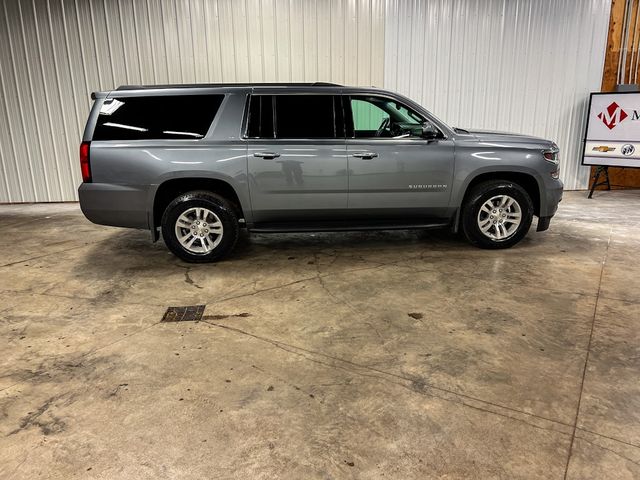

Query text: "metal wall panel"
[0, 0, 610, 202]
[0, 0, 385, 202]
[384, 0, 611, 190]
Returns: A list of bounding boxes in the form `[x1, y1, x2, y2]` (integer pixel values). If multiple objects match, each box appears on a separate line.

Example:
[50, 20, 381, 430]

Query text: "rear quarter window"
[92, 94, 224, 141]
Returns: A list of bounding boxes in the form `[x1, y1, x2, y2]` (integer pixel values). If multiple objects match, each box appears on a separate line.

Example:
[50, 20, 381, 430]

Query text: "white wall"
[385, 0, 611, 190]
[0, 0, 609, 202]
[0, 0, 385, 202]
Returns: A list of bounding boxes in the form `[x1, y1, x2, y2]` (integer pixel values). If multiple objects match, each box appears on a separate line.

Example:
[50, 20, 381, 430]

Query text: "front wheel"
[461, 180, 534, 249]
[161, 191, 239, 263]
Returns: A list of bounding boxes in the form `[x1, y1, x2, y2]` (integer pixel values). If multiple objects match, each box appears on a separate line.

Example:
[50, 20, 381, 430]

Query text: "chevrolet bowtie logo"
[592, 146, 616, 152]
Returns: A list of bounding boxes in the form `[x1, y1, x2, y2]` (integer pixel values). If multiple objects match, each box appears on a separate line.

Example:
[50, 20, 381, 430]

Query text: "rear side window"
[275, 95, 338, 139]
[92, 94, 224, 141]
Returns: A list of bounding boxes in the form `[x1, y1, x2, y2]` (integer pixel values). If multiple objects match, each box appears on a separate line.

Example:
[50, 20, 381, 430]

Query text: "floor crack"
[201, 320, 576, 438]
[563, 226, 613, 479]
[0, 243, 94, 269]
[178, 265, 203, 289]
[574, 434, 640, 468]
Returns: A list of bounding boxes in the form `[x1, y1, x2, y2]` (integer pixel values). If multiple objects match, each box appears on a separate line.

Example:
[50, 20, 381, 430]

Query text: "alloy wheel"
[174, 207, 224, 254]
[476, 195, 522, 241]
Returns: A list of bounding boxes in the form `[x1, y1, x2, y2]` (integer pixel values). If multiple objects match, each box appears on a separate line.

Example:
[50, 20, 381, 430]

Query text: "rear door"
[246, 92, 348, 223]
[345, 95, 455, 220]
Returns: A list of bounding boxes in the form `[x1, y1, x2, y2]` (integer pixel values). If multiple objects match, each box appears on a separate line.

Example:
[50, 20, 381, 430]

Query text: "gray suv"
[79, 83, 563, 263]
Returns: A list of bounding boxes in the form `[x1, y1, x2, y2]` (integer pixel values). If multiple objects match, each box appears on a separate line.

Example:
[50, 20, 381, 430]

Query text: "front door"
[246, 93, 348, 223]
[345, 95, 455, 220]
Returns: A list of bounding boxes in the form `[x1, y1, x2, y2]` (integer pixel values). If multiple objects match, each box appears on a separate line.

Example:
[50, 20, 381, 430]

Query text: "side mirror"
[421, 122, 442, 140]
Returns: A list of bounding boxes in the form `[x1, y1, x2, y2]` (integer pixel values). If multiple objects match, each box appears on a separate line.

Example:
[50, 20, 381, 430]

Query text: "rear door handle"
[254, 152, 281, 159]
[352, 152, 378, 160]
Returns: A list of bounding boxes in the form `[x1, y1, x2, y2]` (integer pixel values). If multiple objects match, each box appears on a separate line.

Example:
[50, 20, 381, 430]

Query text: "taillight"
[543, 150, 559, 164]
[80, 141, 91, 182]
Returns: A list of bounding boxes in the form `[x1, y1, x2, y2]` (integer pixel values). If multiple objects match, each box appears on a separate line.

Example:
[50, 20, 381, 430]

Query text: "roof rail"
[116, 82, 343, 91]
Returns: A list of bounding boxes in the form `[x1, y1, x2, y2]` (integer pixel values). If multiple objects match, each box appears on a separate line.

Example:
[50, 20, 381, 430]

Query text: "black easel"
[588, 166, 611, 199]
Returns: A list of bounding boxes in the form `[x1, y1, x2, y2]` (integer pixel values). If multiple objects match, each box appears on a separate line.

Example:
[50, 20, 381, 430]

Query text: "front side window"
[93, 94, 224, 141]
[349, 95, 428, 139]
[274, 95, 338, 139]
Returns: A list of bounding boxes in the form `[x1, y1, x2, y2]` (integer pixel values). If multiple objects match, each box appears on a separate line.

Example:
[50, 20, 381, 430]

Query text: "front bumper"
[537, 178, 563, 231]
[542, 178, 563, 216]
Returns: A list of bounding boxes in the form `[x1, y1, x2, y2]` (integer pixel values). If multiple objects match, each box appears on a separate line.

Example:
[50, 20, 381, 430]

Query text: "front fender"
[452, 165, 544, 209]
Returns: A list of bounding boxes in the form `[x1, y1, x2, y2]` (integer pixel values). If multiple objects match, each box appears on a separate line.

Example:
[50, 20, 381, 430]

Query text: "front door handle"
[254, 152, 281, 159]
[352, 152, 378, 160]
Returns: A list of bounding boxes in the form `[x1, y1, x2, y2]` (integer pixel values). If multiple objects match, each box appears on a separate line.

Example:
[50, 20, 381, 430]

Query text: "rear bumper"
[78, 183, 149, 229]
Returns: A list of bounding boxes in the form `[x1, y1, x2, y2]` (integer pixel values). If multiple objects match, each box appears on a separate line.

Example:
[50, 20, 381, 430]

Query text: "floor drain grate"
[161, 305, 206, 322]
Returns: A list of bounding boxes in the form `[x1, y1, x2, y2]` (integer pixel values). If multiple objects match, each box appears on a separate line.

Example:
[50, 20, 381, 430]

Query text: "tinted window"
[351, 98, 389, 132]
[275, 95, 337, 138]
[93, 94, 224, 141]
[349, 96, 426, 139]
[247, 95, 274, 138]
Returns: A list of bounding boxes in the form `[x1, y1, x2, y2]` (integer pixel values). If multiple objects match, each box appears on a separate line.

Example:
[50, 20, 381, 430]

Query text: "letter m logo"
[597, 102, 628, 130]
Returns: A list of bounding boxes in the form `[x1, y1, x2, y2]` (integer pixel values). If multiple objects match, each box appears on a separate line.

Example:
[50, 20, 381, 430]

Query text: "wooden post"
[595, 0, 640, 190]
[601, 0, 627, 91]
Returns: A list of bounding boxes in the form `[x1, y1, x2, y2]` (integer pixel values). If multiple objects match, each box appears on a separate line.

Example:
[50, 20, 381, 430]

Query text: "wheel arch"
[453, 169, 542, 232]
[150, 176, 247, 241]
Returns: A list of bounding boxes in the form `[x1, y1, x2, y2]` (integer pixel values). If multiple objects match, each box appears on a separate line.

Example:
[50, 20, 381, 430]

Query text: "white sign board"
[583, 92, 640, 167]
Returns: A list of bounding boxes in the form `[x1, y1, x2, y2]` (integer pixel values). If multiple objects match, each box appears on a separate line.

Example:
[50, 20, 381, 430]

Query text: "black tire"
[461, 180, 534, 249]
[161, 190, 239, 263]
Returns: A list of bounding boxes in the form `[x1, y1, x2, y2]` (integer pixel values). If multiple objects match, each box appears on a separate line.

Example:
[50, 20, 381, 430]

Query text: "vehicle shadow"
[73, 227, 472, 277]
[80, 224, 553, 269]
[74, 222, 561, 288]
[231, 228, 471, 260]
[68, 221, 581, 309]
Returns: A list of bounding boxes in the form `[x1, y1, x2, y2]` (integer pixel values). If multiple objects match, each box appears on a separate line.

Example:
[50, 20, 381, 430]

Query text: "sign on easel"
[583, 92, 640, 167]
[582, 92, 640, 198]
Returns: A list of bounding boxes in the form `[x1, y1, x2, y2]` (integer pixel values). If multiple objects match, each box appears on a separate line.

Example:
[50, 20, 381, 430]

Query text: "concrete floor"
[0, 190, 639, 479]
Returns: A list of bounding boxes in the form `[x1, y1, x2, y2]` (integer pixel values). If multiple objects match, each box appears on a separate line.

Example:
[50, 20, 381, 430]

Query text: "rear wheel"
[161, 191, 239, 262]
[461, 180, 533, 249]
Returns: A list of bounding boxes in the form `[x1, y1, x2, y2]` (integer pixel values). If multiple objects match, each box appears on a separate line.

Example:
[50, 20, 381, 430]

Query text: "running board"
[249, 221, 450, 234]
